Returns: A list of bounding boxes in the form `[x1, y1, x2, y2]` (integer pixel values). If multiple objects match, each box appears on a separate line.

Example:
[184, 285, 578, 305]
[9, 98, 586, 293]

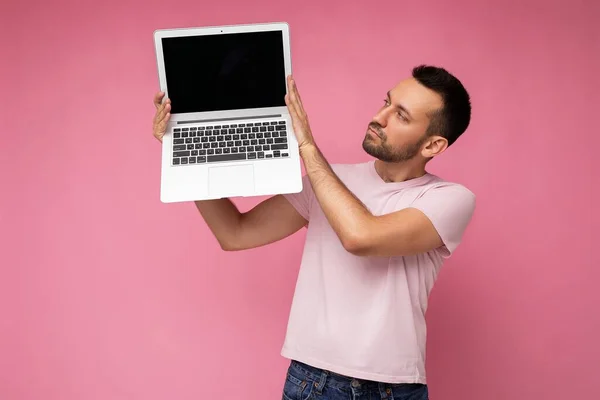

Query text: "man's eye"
[397, 112, 408, 121]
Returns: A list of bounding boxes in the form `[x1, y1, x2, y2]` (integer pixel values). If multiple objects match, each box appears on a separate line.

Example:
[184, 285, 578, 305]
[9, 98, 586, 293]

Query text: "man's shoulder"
[424, 176, 475, 195]
[416, 175, 476, 209]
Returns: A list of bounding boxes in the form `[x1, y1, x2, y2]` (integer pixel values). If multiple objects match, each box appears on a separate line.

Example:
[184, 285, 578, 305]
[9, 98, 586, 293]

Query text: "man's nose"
[372, 109, 388, 128]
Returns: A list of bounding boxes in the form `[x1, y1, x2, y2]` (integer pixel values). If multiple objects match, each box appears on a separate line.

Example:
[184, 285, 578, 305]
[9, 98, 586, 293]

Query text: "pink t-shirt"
[281, 160, 476, 384]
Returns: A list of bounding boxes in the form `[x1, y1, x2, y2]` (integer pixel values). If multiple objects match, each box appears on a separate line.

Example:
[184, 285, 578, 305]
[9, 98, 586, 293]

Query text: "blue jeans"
[282, 360, 429, 400]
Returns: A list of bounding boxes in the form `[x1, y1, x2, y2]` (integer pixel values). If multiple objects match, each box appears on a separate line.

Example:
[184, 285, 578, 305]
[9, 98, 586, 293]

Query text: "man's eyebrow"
[387, 91, 413, 119]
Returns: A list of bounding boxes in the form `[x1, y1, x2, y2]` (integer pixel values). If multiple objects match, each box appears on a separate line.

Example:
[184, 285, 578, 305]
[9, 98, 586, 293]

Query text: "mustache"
[368, 123, 385, 138]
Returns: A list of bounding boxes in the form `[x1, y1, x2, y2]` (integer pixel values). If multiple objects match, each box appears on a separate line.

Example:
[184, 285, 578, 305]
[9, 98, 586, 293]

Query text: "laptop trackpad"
[208, 164, 255, 198]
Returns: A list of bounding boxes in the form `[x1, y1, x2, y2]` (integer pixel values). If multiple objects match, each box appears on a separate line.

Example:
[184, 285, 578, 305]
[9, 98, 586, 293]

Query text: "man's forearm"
[300, 144, 373, 248]
[194, 199, 242, 249]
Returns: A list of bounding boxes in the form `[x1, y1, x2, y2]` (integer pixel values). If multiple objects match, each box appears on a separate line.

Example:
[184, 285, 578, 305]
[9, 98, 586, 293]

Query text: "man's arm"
[299, 145, 443, 257]
[284, 75, 449, 257]
[194, 195, 307, 251]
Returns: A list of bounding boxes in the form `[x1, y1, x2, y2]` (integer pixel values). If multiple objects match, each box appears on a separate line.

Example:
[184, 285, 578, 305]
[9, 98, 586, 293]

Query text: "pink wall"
[1, 0, 598, 399]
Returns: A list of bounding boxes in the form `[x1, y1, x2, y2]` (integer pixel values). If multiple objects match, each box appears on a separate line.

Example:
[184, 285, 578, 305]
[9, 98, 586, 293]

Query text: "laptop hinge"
[177, 114, 283, 125]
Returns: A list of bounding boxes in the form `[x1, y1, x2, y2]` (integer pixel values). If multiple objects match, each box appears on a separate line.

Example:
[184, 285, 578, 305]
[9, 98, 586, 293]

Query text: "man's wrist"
[299, 142, 318, 159]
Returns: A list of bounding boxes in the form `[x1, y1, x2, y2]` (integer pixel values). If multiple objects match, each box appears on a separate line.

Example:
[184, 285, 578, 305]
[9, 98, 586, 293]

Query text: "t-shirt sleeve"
[409, 183, 476, 257]
[283, 174, 314, 221]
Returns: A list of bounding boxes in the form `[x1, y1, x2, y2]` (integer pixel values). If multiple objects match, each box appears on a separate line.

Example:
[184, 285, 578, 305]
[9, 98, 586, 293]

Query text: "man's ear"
[421, 135, 448, 158]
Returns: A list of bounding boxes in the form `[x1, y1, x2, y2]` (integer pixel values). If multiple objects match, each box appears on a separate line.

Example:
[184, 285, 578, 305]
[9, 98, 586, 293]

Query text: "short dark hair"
[412, 65, 471, 146]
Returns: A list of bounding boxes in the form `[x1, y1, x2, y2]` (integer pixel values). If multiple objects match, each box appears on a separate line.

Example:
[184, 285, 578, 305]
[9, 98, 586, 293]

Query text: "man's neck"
[374, 159, 427, 183]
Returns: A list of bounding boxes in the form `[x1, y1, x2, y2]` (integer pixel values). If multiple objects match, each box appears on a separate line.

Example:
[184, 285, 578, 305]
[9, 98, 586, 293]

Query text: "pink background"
[1, 0, 598, 399]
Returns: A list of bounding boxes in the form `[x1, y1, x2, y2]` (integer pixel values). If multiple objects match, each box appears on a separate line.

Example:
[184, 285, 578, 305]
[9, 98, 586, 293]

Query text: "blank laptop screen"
[161, 30, 287, 114]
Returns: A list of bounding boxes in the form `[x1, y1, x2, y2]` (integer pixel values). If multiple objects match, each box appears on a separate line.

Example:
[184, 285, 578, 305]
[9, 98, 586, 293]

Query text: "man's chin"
[362, 141, 380, 158]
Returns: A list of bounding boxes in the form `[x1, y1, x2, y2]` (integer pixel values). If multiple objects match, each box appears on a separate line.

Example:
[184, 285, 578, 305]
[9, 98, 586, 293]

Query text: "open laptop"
[153, 22, 303, 203]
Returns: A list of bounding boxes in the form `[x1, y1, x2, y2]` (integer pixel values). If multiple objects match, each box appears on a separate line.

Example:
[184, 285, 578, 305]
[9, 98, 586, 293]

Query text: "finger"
[290, 77, 305, 110]
[154, 91, 165, 109]
[285, 93, 300, 122]
[154, 102, 171, 125]
[160, 112, 171, 134]
[155, 112, 170, 141]
[286, 77, 303, 117]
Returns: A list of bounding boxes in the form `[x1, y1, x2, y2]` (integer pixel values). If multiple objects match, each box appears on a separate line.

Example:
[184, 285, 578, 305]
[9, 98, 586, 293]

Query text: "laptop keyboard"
[171, 120, 290, 166]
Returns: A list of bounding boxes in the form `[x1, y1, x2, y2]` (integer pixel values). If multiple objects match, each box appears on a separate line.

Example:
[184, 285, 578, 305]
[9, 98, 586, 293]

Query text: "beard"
[362, 123, 426, 163]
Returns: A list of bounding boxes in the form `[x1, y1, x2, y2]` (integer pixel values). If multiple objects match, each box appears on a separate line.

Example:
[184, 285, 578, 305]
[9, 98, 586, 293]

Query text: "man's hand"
[153, 91, 171, 143]
[285, 75, 316, 153]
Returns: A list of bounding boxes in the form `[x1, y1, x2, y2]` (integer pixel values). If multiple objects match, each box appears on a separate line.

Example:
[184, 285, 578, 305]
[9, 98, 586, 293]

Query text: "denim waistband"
[288, 359, 420, 392]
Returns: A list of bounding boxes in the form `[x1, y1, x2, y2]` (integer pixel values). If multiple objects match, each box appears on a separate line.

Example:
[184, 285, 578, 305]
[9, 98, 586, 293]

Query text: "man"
[152, 65, 476, 400]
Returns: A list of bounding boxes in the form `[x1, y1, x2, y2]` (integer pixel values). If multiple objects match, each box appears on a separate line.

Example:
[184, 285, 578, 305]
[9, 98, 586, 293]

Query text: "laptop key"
[197, 156, 206, 163]
[174, 145, 186, 151]
[207, 153, 247, 163]
[174, 151, 190, 157]
[257, 152, 265, 158]
[271, 144, 288, 150]
[189, 157, 196, 163]
[248, 152, 257, 159]
[173, 158, 180, 164]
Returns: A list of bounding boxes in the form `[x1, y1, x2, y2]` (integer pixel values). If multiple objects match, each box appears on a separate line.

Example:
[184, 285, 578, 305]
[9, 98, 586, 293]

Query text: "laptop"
[153, 22, 303, 203]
